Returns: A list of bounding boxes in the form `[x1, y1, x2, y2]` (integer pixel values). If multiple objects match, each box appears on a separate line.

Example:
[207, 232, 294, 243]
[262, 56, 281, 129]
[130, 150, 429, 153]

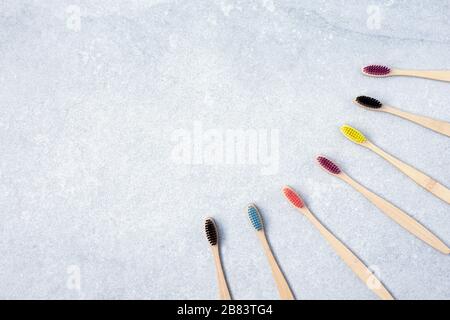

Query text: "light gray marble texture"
[0, 0, 449, 300]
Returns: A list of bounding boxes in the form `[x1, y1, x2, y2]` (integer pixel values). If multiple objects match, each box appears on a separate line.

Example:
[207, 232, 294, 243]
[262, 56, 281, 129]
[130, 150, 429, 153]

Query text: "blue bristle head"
[248, 204, 263, 231]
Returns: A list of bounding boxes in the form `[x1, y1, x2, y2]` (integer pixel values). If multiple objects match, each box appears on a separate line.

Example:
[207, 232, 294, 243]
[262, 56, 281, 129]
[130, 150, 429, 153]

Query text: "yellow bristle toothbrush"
[247, 204, 295, 300]
[204, 218, 232, 300]
[282, 185, 394, 300]
[340, 124, 450, 205]
[316, 155, 450, 255]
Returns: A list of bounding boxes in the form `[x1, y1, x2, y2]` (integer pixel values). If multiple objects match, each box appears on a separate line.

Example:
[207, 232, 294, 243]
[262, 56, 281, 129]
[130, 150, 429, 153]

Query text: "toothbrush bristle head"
[355, 95, 382, 109]
[316, 156, 341, 175]
[362, 65, 391, 76]
[340, 125, 367, 144]
[247, 204, 263, 231]
[282, 186, 305, 208]
[205, 218, 218, 246]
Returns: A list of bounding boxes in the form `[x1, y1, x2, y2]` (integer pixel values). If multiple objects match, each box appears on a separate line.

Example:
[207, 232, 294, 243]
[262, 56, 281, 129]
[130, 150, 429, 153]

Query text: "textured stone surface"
[0, 0, 449, 299]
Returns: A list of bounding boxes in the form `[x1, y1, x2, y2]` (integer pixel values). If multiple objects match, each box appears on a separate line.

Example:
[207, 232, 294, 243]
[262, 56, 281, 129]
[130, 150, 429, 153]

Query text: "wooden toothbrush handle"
[302, 208, 394, 300]
[212, 246, 231, 300]
[365, 141, 450, 205]
[383, 106, 450, 137]
[341, 173, 450, 254]
[392, 69, 450, 82]
[257, 232, 295, 300]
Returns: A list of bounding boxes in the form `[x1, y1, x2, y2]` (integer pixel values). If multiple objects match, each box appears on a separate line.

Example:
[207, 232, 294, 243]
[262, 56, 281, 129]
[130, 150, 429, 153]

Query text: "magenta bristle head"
[316, 156, 341, 175]
[362, 65, 391, 76]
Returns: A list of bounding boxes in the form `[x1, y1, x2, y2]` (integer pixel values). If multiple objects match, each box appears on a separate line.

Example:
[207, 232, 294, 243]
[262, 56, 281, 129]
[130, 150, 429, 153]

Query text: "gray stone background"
[0, 0, 449, 299]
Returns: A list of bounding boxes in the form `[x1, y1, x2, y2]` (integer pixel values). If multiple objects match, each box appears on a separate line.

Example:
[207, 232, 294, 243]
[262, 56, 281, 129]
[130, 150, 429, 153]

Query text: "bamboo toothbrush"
[362, 65, 450, 82]
[247, 204, 295, 300]
[282, 186, 394, 300]
[316, 155, 450, 254]
[340, 124, 450, 204]
[204, 218, 231, 300]
[354, 96, 450, 137]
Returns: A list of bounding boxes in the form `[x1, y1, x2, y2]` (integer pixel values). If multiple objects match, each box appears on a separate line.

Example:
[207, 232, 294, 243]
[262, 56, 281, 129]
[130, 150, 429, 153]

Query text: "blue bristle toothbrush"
[247, 204, 295, 300]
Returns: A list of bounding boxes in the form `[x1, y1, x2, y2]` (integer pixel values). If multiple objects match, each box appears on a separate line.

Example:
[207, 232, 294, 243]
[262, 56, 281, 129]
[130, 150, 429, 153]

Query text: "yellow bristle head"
[340, 125, 367, 144]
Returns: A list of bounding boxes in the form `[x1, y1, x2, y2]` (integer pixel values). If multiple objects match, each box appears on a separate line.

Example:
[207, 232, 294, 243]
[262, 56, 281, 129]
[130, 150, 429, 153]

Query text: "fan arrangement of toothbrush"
[204, 64, 449, 300]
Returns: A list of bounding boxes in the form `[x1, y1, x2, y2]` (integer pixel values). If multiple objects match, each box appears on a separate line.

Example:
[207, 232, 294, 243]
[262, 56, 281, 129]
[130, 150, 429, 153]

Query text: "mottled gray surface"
[0, 0, 449, 300]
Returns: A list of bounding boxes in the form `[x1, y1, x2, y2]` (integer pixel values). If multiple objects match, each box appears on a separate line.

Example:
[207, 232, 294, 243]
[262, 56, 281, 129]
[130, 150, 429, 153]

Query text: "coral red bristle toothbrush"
[282, 185, 394, 300]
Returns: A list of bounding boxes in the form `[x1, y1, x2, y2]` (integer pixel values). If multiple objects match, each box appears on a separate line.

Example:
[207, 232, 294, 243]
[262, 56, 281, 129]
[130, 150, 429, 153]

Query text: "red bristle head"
[282, 186, 305, 208]
[363, 64, 391, 76]
[316, 156, 341, 175]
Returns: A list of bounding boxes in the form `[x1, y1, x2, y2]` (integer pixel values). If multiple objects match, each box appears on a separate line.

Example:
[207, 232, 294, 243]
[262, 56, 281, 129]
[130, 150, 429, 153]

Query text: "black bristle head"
[205, 218, 218, 246]
[356, 95, 382, 109]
